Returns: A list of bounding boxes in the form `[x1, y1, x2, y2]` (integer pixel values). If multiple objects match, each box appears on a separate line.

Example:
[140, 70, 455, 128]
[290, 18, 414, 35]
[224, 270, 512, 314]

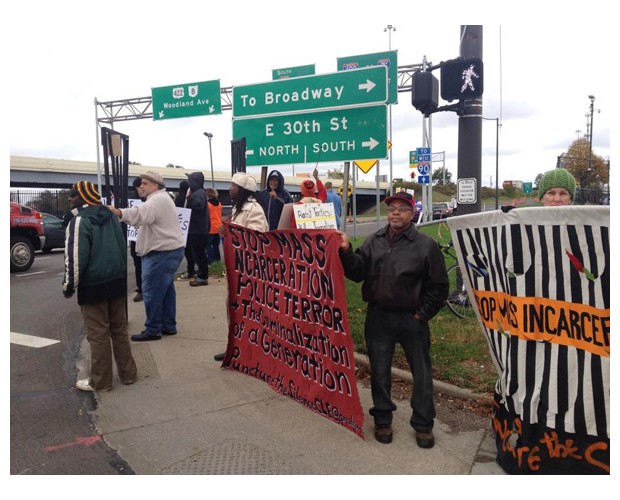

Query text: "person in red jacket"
[298, 168, 326, 204]
[205, 187, 222, 263]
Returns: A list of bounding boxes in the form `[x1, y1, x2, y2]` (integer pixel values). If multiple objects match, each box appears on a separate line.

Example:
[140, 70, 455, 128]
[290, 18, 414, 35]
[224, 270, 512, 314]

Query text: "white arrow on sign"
[362, 137, 379, 150]
[358, 79, 377, 93]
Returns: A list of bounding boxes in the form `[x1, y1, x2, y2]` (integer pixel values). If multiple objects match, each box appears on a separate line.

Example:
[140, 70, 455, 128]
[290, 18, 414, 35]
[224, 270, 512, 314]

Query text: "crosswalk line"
[10, 332, 61, 348]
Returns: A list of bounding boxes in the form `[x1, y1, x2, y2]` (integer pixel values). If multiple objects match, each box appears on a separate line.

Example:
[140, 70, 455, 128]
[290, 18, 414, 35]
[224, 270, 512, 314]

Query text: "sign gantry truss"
[94, 64, 423, 124]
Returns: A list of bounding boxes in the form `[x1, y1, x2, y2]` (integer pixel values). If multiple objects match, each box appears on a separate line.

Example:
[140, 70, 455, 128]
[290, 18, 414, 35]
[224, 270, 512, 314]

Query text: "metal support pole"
[204, 132, 215, 187]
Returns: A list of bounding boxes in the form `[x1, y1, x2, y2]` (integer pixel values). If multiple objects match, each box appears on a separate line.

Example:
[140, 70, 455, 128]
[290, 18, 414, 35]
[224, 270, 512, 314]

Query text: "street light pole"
[384, 25, 395, 189]
[204, 132, 215, 188]
[587, 95, 595, 176]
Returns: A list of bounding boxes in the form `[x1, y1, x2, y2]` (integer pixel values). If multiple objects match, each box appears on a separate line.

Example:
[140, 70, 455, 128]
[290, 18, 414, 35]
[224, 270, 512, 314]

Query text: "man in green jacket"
[63, 181, 137, 392]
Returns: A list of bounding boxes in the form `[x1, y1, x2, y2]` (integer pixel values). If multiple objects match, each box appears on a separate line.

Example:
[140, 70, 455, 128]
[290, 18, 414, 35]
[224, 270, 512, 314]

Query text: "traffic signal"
[411, 71, 438, 115]
[440, 58, 483, 102]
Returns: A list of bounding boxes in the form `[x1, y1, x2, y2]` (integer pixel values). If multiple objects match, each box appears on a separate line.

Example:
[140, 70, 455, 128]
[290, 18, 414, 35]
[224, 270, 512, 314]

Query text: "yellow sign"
[354, 159, 378, 173]
[338, 184, 354, 196]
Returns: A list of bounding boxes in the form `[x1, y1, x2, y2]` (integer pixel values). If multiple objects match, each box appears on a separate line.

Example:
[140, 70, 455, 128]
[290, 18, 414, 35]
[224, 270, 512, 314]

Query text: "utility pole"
[456, 25, 483, 216]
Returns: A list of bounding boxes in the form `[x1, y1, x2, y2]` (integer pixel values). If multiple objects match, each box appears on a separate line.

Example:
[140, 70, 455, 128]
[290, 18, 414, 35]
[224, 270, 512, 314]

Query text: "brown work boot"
[415, 430, 435, 449]
[374, 424, 393, 444]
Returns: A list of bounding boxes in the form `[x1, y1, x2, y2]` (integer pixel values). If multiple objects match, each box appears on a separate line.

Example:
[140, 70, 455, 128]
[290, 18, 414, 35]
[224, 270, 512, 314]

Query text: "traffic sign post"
[233, 66, 387, 118]
[232, 104, 387, 166]
[152, 80, 221, 121]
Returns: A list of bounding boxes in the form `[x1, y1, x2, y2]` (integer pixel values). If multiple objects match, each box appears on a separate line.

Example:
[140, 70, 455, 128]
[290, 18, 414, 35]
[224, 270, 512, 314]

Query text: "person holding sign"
[338, 191, 448, 448]
[324, 181, 342, 229]
[256, 169, 293, 230]
[108, 171, 185, 342]
[298, 168, 327, 204]
[213, 172, 268, 362]
[538, 168, 576, 206]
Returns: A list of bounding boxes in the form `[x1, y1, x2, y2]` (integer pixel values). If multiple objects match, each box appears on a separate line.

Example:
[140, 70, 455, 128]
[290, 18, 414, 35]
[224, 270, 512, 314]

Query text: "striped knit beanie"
[71, 181, 101, 205]
[539, 168, 576, 202]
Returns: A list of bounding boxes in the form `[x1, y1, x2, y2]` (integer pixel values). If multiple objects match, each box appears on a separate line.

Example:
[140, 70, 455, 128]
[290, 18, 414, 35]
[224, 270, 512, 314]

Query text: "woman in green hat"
[538, 168, 576, 206]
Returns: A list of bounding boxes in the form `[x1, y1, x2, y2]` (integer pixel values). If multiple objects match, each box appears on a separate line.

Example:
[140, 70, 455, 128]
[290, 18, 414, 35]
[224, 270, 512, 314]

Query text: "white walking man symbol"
[461, 64, 479, 93]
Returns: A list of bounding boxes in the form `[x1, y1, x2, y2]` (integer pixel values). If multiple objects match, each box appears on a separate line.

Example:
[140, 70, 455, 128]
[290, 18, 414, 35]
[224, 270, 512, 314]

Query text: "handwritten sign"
[277, 203, 337, 230]
[221, 224, 364, 437]
[126, 199, 190, 244]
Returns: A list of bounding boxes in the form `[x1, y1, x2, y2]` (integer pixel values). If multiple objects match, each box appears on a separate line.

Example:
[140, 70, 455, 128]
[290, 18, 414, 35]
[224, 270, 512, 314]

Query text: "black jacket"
[185, 172, 210, 234]
[339, 223, 448, 321]
[256, 169, 293, 230]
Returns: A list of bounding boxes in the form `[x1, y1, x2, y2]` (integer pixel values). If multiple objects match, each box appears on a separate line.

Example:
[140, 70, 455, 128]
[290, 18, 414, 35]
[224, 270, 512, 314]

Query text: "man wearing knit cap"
[213, 171, 268, 362]
[538, 168, 576, 206]
[298, 167, 327, 204]
[63, 181, 137, 392]
[108, 171, 185, 342]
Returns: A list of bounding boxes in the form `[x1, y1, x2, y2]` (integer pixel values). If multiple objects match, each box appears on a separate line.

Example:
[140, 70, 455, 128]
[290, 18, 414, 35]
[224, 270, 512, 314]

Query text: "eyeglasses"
[387, 206, 413, 214]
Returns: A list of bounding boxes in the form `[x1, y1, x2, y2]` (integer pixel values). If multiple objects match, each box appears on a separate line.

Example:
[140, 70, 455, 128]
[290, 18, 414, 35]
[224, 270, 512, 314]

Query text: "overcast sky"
[6, 1, 613, 190]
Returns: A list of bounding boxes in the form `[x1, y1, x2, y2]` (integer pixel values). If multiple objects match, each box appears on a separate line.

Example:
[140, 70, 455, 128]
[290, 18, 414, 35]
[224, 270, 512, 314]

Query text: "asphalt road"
[10, 249, 134, 475]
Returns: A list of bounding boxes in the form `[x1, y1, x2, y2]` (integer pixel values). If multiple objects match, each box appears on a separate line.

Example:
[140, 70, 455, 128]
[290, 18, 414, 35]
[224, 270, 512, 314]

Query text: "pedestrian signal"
[440, 58, 483, 102]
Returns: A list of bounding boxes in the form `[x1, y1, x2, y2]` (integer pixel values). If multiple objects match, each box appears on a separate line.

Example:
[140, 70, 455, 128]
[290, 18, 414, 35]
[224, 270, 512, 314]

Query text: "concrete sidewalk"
[78, 276, 504, 475]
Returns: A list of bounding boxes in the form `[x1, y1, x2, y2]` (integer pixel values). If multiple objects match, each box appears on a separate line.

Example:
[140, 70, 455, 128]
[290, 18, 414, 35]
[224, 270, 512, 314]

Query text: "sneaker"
[213, 352, 226, 361]
[162, 330, 177, 336]
[374, 424, 393, 444]
[76, 379, 111, 392]
[177, 272, 194, 280]
[415, 430, 435, 449]
[189, 277, 208, 287]
[133, 292, 143, 302]
[131, 331, 162, 342]
[121, 377, 136, 385]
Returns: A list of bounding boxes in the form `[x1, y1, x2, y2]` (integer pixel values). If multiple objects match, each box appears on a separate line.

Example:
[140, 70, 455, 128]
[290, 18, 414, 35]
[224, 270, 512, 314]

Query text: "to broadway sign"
[152, 80, 222, 120]
[232, 104, 387, 166]
[233, 66, 387, 118]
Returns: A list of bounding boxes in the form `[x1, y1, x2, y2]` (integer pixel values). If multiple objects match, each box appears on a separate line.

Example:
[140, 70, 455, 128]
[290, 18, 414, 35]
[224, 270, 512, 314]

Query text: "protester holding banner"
[338, 191, 448, 448]
[213, 172, 268, 362]
[108, 171, 185, 342]
[256, 169, 293, 230]
[538, 168, 576, 206]
[299, 167, 327, 204]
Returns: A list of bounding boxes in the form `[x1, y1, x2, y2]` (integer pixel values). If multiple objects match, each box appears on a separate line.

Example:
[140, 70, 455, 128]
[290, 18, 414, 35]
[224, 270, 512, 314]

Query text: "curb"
[353, 352, 493, 405]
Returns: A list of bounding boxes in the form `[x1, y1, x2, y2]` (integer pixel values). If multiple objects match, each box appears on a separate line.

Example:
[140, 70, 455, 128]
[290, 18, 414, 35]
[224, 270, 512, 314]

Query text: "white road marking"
[13, 271, 46, 277]
[10, 332, 61, 348]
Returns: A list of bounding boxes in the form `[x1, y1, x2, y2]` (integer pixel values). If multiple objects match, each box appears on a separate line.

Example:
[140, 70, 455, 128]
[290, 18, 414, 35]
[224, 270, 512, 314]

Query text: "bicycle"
[438, 241, 480, 319]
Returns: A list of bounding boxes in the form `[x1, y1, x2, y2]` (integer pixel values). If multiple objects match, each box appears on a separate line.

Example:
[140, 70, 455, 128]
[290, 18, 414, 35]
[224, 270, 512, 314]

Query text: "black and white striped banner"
[448, 206, 610, 474]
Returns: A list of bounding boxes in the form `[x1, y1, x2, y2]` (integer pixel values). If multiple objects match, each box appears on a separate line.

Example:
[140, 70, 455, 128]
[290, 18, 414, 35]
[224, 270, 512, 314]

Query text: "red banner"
[222, 223, 365, 438]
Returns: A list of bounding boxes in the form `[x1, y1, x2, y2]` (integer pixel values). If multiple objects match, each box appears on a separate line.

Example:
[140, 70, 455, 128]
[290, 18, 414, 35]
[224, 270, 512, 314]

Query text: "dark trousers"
[187, 233, 209, 280]
[205, 233, 221, 263]
[130, 241, 142, 292]
[364, 306, 435, 431]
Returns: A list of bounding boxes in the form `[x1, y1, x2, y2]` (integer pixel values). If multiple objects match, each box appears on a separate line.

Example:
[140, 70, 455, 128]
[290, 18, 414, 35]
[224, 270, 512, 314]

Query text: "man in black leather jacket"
[338, 191, 448, 448]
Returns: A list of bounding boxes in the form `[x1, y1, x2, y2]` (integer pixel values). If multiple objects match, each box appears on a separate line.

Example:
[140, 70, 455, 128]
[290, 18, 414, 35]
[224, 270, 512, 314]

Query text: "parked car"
[41, 213, 65, 253]
[432, 202, 454, 220]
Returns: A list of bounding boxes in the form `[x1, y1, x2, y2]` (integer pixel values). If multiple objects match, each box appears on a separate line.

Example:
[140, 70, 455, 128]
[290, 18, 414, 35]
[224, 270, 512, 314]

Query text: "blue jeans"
[364, 306, 435, 431]
[141, 247, 184, 335]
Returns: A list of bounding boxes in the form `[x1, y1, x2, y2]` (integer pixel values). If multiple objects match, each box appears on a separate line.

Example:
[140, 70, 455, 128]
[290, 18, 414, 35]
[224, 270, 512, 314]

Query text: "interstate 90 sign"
[233, 104, 387, 166]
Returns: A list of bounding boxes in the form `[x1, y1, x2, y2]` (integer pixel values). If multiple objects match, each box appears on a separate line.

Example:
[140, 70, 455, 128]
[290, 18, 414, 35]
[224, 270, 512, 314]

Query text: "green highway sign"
[337, 50, 398, 104]
[272, 64, 315, 80]
[233, 66, 387, 118]
[233, 104, 387, 166]
[152, 80, 221, 121]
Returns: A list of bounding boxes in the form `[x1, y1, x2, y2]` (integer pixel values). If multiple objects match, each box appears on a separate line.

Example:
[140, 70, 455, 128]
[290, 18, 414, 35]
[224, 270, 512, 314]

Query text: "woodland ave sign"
[233, 66, 387, 117]
[232, 105, 387, 167]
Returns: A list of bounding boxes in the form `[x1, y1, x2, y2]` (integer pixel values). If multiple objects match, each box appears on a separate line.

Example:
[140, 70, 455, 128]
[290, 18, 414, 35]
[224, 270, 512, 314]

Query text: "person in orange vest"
[205, 187, 222, 264]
